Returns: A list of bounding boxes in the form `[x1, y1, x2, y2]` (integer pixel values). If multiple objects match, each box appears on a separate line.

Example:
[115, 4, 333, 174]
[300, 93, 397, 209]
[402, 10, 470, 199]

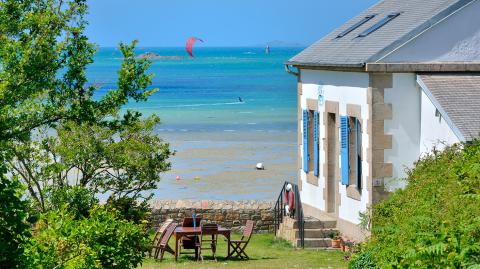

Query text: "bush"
[0, 177, 31, 268]
[349, 250, 378, 269]
[24, 206, 149, 269]
[106, 196, 151, 224]
[351, 142, 480, 268]
[83, 207, 149, 268]
[47, 186, 98, 219]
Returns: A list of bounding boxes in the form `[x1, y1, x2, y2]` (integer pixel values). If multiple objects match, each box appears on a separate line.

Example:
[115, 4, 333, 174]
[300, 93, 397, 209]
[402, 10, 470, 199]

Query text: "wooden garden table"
[173, 226, 232, 261]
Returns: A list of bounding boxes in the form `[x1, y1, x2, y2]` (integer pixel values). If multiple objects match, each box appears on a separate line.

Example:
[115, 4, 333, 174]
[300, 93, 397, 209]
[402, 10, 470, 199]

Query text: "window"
[357, 12, 400, 37]
[302, 109, 319, 176]
[336, 15, 376, 38]
[341, 116, 362, 189]
[435, 108, 442, 123]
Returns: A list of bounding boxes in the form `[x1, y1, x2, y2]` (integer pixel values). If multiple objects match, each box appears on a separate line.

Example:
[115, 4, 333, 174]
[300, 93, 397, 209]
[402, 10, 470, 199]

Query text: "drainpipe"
[284, 64, 299, 77]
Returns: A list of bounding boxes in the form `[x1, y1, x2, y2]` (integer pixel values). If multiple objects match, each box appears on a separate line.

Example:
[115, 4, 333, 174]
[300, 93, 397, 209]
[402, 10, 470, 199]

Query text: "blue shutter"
[355, 118, 359, 187]
[313, 111, 319, 176]
[302, 110, 308, 173]
[340, 116, 349, 185]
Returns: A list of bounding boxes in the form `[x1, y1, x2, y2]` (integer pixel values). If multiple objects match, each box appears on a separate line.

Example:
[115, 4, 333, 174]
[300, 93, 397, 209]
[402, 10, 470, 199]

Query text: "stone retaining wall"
[149, 200, 275, 233]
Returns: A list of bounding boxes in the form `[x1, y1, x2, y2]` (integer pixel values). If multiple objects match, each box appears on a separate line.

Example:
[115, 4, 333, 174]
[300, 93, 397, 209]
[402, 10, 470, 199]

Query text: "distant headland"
[254, 40, 305, 47]
[137, 52, 184, 60]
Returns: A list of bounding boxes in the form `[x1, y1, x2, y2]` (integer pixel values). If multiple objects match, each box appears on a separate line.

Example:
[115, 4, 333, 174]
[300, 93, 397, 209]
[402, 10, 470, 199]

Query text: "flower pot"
[331, 239, 342, 248]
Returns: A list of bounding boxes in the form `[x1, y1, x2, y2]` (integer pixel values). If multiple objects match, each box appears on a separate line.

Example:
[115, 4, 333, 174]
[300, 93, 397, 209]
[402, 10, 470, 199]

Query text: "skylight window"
[336, 15, 375, 38]
[357, 12, 400, 37]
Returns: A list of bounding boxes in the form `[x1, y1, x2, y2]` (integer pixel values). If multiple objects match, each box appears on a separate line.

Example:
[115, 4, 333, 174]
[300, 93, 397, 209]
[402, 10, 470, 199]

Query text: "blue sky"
[86, 0, 378, 47]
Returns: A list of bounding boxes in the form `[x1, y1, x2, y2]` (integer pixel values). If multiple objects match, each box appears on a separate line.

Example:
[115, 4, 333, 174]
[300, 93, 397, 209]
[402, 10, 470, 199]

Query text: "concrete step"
[297, 238, 332, 248]
[296, 228, 339, 238]
[290, 217, 337, 229]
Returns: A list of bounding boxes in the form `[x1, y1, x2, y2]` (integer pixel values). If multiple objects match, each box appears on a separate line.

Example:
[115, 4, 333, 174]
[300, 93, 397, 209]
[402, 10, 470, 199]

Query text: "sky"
[86, 0, 378, 47]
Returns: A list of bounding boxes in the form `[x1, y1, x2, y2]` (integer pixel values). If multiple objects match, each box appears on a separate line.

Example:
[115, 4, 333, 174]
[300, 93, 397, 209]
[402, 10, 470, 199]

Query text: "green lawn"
[140, 233, 348, 269]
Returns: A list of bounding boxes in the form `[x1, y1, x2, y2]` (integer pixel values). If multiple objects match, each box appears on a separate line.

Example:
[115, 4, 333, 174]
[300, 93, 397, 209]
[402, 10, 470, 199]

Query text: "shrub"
[47, 186, 98, 219]
[24, 206, 149, 269]
[0, 177, 31, 268]
[351, 142, 480, 268]
[106, 196, 151, 225]
[83, 207, 149, 268]
[349, 250, 378, 269]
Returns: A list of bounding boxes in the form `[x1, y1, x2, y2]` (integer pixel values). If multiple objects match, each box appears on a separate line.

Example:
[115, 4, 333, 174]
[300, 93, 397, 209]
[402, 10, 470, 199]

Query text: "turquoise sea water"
[89, 47, 303, 200]
[89, 47, 302, 132]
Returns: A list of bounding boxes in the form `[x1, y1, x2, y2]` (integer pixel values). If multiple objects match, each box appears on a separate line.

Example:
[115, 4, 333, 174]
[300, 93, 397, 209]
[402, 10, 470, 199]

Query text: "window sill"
[306, 172, 318, 186]
[346, 185, 362, 201]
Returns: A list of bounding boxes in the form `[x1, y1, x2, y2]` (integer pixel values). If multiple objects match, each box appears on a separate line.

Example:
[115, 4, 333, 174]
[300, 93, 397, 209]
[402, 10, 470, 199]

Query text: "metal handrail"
[274, 181, 305, 248]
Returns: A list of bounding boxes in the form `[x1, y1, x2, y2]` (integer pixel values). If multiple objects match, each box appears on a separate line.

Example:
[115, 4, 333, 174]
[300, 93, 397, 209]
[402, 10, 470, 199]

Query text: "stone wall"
[149, 200, 275, 233]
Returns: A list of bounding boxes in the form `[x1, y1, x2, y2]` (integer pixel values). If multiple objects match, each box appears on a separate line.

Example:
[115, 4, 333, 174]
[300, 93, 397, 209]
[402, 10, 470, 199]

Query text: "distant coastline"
[137, 51, 184, 60]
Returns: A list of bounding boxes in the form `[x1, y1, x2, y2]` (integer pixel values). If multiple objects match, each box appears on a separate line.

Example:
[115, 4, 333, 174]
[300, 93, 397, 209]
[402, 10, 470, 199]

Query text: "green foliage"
[351, 142, 480, 268]
[0, 176, 31, 268]
[106, 196, 151, 225]
[55, 114, 171, 200]
[47, 186, 98, 219]
[0, 0, 168, 267]
[8, 114, 171, 212]
[0, 0, 157, 142]
[24, 206, 148, 269]
[349, 250, 378, 269]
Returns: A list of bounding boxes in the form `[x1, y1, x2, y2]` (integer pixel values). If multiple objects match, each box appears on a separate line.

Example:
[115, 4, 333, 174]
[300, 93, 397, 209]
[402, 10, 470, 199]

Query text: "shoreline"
[149, 130, 297, 200]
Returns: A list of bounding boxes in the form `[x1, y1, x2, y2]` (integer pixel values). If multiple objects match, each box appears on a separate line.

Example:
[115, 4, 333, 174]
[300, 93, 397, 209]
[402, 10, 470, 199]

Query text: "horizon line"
[96, 45, 307, 48]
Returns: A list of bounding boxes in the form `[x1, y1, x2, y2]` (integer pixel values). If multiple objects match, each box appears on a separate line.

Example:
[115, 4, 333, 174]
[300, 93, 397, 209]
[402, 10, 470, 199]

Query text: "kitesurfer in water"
[238, 97, 243, 102]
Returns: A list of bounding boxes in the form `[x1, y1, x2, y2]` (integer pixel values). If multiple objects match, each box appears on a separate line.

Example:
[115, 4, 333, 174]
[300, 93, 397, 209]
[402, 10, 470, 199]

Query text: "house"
[285, 0, 480, 241]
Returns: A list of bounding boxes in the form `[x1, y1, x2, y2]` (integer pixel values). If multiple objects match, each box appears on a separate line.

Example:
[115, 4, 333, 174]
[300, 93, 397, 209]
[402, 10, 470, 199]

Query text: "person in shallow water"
[284, 184, 295, 218]
[238, 97, 243, 102]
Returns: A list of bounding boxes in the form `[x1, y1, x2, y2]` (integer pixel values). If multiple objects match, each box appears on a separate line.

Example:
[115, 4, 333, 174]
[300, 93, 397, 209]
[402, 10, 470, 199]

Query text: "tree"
[7, 114, 172, 212]
[0, 0, 168, 266]
[0, 0, 155, 143]
[0, 0, 165, 206]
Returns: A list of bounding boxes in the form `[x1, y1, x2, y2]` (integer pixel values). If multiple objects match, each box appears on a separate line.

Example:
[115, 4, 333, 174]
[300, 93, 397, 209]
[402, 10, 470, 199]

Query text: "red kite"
[186, 37, 204, 57]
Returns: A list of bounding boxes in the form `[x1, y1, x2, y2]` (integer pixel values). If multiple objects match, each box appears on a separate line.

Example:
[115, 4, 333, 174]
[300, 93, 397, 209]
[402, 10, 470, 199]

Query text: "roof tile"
[288, 0, 474, 67]
[418, 73, 480, 141]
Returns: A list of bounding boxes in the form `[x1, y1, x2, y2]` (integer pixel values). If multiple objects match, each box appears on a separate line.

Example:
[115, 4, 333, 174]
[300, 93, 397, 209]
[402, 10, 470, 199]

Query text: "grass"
[139, 233, 348, 269]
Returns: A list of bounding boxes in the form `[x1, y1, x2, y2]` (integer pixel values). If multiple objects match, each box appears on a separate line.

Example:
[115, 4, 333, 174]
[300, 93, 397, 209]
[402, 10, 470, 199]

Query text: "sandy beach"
[90, 47, 301, 201]
[150, 130, 297, 200]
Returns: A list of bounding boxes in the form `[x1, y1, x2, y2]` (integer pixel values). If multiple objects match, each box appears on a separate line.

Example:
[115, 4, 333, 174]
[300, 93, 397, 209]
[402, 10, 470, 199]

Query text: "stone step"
[289, 218, 336, 229]
[297, 238, 332, 248]
[296, 228, 339, 238]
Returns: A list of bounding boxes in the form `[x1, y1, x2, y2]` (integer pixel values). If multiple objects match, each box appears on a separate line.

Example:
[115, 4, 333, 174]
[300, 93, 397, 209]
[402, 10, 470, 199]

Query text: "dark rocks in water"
[137, 52, 183, 60]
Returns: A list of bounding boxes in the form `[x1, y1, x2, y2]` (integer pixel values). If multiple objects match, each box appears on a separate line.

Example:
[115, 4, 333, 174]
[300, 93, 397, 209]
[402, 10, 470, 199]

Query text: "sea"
[88, 47, 303, 200]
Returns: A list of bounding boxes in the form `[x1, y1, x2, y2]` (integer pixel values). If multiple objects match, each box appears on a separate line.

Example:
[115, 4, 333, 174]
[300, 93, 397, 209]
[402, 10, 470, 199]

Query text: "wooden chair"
[179, 217, 202, 259]
[228, 220, 254, 260]
[157, 222, 177, 261]
[196, 223, 219, 261]
[149, 219, 174, 259]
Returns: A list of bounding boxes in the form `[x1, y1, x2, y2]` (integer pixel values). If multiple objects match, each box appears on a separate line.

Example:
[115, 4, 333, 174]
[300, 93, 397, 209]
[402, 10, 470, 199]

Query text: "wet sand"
[150, 130, 297, 200]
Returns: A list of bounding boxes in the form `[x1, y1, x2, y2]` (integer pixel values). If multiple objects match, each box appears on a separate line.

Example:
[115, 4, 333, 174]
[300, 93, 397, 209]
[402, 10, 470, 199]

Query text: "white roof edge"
[416, 75, 466, 142]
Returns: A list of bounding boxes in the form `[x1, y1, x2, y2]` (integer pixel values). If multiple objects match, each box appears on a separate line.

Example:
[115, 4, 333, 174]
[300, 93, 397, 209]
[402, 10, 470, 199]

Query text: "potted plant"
[328, 231, 342, 248]
[342, 240, 354, 252]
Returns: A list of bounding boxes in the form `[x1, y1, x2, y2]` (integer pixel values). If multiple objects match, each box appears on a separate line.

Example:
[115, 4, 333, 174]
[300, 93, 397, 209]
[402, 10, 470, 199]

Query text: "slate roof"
[417, 73, 480, 141]
[288, 0, 476, 67]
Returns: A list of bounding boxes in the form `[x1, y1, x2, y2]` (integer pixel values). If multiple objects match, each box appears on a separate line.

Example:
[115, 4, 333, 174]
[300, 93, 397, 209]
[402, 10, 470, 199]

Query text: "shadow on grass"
[175, 255, 279, 262]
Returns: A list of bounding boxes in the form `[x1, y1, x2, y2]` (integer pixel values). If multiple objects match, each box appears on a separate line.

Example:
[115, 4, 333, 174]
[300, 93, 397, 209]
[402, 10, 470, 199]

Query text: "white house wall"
[380, 0, 480, 62]
[384, 73, 421, 190]
[300, 70, 369, 225]
[419, 91, 460, 154]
